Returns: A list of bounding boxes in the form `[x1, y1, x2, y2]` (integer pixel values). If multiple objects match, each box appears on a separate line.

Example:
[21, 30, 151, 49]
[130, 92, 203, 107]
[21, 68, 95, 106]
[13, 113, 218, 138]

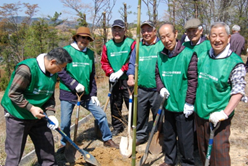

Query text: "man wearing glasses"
[58, 27, 119, 154]
[127, 20, 164, 145]
[101, 19, 136, 136]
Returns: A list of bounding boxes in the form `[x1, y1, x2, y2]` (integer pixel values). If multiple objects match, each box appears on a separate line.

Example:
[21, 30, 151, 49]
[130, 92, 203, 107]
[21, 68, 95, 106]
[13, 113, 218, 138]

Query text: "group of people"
[2, 17, 246, 166]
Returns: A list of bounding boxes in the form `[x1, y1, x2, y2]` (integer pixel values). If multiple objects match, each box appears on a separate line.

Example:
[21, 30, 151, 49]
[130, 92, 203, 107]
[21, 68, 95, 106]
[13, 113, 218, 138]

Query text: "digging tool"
[149, 108, 164, 155]
[139, 96, 166, 166]
[95, 80, 118, 139]
[120, 89, 133, 157]
[205, 122, 220, 166]
[74, 92, 84, 142]
[43, 113, 101, 166]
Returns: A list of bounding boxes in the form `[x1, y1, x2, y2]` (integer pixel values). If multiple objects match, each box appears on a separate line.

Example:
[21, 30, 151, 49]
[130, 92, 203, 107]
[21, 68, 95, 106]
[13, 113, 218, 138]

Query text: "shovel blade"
[120, 136, 132, 157]
[149, 131, 163, 155]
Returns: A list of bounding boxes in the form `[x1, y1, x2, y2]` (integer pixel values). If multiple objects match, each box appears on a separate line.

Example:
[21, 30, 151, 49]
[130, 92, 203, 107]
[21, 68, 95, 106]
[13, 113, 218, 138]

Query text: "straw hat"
[72, 27, 94, 42]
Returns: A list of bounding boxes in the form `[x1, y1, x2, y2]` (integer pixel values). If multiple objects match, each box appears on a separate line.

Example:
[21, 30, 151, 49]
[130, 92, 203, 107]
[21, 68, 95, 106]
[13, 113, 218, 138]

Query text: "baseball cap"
[141, 20, 155, 28]
[184, 18, 201, 30]
[112, 19, 125, 29]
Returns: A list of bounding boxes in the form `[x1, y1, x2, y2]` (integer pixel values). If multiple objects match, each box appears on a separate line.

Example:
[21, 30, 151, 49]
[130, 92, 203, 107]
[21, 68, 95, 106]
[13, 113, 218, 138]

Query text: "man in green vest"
[156, 22, 198, 166]
[195, 22, 246, 166]
[58, 27, 119, 153]
[101, 19, 136, 136]
[183, 18, 211, 58]
[127, 20, 164, 145]
[1, 47, 72, 166]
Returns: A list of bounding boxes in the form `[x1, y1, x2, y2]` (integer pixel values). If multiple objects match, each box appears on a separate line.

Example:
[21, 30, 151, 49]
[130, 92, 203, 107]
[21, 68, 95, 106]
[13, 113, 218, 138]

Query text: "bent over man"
[2, 47, 72, 166]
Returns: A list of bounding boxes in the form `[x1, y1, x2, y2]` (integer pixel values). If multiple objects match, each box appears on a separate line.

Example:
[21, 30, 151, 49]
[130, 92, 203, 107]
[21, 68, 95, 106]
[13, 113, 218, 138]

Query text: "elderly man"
[230, 24, 245, 56]
[58, 27, 119, 152]
[2, 47, 72, 166]
[127, 20, 164, 145]
[195, 22, 246, 166]
[156, 22, 197, 166]
[101, 19, 136, 136]
[183, 18, 211, 57]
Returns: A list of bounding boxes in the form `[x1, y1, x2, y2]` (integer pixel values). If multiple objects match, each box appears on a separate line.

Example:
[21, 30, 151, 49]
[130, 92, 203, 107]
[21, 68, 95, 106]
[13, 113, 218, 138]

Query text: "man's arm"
[101, 45, 114, 76]
[155, 62, 165, 92]
[186, 53, 198, 105]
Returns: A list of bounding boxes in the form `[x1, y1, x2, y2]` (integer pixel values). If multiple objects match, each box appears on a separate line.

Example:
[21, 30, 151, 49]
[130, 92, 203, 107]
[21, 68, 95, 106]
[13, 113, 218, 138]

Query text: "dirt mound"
[74, 147, 143, 166]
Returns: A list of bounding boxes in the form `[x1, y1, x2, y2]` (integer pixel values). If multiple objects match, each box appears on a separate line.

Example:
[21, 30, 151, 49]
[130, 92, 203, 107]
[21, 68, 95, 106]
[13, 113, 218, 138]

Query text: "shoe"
[159, 162, 173, 166]
[111, 128, 124, 136]
[136, 139, 146, 146]
[104, 139, 119, 149]
[56, 144, 65, 153]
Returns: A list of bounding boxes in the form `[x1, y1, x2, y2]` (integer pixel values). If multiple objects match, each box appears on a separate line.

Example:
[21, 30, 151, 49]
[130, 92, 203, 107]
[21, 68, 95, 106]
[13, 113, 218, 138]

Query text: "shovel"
[149, 108, 164, 155]
[74, 92, 84, 142]
[95, 80, 118, 139]
[205, 122, 220, 166]
[44, 113, 101, 166]
[139, 96, 166, 166]
[119, 90, 133, 157]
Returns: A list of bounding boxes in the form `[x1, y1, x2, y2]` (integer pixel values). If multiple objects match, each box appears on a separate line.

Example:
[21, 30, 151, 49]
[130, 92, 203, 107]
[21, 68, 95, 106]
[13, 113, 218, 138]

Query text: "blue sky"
[0, 0, 167, 24]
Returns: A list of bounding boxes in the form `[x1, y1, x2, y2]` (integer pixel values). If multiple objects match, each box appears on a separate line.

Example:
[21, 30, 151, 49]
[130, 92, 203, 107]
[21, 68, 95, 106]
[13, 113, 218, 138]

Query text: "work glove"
[91, 96, 100, 106]
[47, 115, 59, 130]
[183, 102, 194, 118]
[159, 88, 170, 99]
[75, 83, 85, 93]
[209, 110, 228, 127]
[109, 69, 124, 82]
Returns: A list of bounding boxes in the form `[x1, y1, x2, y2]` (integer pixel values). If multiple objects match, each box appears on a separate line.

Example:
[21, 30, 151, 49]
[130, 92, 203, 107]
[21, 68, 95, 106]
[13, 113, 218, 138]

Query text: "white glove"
[47, 115, 59, 130]
[159, 88, 170, 99]
[91, 96, 100, 106]
[183, 102, 194, 118]
[75, 83, 85, 93]
[109, 70, 124, 82]
[209, 110, 228, 127]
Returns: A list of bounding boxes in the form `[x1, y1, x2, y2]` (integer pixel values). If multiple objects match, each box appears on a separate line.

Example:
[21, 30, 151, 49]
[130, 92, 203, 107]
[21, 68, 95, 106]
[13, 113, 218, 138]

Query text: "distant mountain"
[0, 16, 93, 28]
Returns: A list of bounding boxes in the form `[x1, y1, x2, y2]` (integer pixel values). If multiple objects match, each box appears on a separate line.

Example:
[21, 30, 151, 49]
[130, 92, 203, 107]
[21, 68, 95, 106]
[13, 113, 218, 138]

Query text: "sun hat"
[72, 27, 94, 42]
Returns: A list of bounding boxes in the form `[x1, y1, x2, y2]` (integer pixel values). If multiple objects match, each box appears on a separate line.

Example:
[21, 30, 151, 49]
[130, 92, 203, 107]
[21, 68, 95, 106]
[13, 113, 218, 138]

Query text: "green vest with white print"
[195, 52, 243, 119]
[183, 40, 211, 58]
[157, 47, 194, 112]
[1, 58, 57, 119]
[106, 38, 134, 80]
[138, 40, 164, 88]
[60, 45, 94, 95]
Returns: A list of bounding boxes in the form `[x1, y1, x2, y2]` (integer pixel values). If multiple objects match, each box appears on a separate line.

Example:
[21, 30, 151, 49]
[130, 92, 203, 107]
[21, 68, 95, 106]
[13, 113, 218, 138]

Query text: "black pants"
[4, 110, 57, 166]
[136, 88, 162, 142]
[110, 79, 132, 130]
[163, 110, 194, 166]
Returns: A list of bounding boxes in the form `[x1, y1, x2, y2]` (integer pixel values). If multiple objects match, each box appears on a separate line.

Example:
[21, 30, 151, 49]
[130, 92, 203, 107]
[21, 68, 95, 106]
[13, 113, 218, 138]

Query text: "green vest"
[157, 47, 194, 112]
[195, 52, 243, 119]
[183, 40, 211, 58]
[106, 38, 134, 80]
[138, 40, 164, 88]
[60, 45, 94, 95]
[1, 58, 57, 119]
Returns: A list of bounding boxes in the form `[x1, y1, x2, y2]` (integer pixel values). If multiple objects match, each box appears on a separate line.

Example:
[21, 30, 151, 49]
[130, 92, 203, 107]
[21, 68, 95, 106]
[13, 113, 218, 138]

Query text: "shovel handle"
[205, 122, 220, 166]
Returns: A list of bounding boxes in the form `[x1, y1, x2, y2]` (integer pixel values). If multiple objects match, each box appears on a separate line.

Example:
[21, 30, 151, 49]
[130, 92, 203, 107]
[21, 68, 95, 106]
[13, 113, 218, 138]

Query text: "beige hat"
[72, 27, 94, 42]
[184, 18, 201, 30]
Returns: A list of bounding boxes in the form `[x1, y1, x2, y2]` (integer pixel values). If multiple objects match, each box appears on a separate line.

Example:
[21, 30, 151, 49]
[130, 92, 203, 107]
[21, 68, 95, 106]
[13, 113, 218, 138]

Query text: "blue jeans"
[60, 99, 112, 145]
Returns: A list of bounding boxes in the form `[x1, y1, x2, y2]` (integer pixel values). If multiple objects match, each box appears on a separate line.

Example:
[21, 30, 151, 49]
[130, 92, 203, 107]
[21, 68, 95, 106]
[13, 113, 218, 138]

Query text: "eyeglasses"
[78, 36, 91, 40]
[56, 63, 65, 71]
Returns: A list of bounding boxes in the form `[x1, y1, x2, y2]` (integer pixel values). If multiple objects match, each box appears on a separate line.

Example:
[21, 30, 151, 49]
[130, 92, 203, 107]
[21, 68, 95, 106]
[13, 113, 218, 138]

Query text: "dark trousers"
[4, 110, 57, 166]
[163, 110, 194, 166]
[110, 79, 131, 130]
[136, 88, 162, 142]
[195, 114, 232, 166]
